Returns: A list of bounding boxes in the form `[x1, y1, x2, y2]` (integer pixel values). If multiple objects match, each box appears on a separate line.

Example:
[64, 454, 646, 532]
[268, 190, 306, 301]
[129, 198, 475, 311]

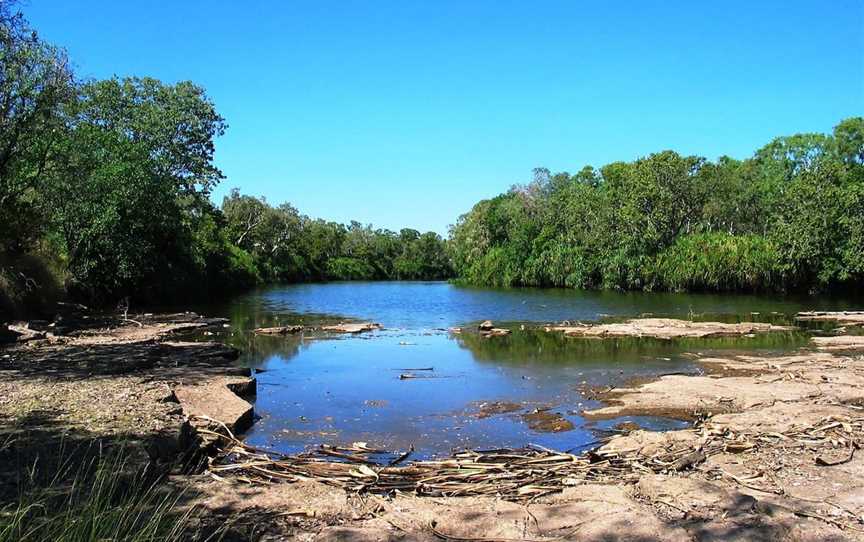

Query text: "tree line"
[0, 5, 450, 315]
[3, 3, 862, 317]
[449, 118, 864, 294]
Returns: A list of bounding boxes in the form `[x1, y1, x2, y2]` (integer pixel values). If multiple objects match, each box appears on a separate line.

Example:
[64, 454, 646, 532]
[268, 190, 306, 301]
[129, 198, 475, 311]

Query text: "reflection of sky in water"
[194, 282, 857, 459]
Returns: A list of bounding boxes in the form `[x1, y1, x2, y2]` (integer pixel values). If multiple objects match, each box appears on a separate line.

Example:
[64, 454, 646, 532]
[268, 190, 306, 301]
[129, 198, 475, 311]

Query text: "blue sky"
[24, 1, 864, 235]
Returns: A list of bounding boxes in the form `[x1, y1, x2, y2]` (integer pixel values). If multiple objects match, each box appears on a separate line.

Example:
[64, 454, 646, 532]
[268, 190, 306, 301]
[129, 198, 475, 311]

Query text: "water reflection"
[196, 281, 860, 331]
[184, 282, 857, 459]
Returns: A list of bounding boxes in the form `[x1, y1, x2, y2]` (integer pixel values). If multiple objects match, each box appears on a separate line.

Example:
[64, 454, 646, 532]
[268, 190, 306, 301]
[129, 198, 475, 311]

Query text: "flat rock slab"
[480, 327, 511, 337]
[797, 311, 864, 324]
[253, 326, 304, 335]
[174, 378, 255, 434]
[812, 335, 864, 350]
[321, 322, 382, 334]
[546, 318, 793, 339]
[584, 373, 821, 419]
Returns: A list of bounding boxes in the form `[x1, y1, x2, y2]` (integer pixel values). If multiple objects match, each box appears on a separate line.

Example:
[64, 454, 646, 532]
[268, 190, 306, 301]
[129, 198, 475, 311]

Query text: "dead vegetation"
[201, 414, 860, 501]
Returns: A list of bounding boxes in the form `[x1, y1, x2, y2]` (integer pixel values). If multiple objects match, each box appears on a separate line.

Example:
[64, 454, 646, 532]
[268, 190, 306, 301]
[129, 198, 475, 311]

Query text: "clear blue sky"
[24, 1, 864, 235]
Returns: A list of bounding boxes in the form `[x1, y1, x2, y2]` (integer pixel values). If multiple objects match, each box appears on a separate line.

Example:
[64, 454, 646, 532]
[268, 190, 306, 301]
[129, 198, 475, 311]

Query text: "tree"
[47, 77, 228, 302]
[449, 118, 863, 293]
[0, 3, 73, 255]
[834, 117, 864, 165]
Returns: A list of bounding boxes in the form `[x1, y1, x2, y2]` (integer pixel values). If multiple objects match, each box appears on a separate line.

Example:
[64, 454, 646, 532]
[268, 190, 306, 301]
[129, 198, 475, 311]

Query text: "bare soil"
[0, 311, 254, 498]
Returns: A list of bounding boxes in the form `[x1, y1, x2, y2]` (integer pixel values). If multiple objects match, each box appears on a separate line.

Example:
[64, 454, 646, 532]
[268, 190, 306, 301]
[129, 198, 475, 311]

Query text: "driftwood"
[203, 415, 863, 503]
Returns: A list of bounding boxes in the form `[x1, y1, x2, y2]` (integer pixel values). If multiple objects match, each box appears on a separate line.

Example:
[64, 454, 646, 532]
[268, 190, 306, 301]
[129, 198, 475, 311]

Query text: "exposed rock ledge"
[546, 317, 793, 339]
[253, 322, 382, 335]
[812, 334, 864, 350]
[797, 310, 864, 325]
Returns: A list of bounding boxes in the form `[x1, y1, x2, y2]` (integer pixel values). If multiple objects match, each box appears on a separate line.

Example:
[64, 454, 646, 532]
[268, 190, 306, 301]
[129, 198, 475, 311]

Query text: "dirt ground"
[2, 311, 864, 541]
[0, 311, 254, 497]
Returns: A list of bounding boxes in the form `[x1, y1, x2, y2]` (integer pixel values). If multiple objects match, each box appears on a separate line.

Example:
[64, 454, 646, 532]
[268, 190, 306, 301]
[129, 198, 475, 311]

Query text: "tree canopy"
[0, 5, 451, 315]
[449, 118, 864, 294]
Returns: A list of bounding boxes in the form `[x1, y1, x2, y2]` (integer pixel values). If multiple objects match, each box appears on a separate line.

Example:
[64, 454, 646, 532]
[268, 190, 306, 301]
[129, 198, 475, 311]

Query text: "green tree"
[0, 4, 73, 255]
[48, 77, 228, 302]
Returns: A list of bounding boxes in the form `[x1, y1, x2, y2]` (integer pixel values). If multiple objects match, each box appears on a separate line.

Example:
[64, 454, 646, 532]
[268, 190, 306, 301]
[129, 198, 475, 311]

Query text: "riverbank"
[0, 309, 256, 505]
[2, 310, 863, 540]
[192, 320, 863, 540]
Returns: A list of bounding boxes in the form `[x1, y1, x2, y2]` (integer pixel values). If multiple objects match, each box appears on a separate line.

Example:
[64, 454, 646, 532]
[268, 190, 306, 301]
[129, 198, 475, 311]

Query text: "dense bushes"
[653, 234, 779, 292]
[449, 120, 864, 294]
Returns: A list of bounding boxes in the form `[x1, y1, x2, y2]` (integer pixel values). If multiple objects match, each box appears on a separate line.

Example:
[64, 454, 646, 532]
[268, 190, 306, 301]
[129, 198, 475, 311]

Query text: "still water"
[199, 281, 857, 459]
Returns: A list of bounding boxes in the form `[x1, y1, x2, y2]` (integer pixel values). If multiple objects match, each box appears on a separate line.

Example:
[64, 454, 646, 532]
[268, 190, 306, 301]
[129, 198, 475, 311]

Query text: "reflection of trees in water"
[230, 334, 309, 368]
[452, 329, 810, 366]
[198, 301, 353, 367]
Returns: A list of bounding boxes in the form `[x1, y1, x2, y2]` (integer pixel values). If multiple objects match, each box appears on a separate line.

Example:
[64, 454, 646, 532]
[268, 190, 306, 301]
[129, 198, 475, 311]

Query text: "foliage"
[0, 3, 73, 256]
[654, 233, 779, 292]
[0, 6, 451, 313]
[450, 118, 864, 294]
[220, 194, 453, 282]
[1, 4, 860, 309]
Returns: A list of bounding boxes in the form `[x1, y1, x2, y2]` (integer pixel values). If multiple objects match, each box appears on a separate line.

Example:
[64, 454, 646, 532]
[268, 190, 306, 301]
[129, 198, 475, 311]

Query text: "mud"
[473, 400, 523, 418]
[520, 408, 575, 432]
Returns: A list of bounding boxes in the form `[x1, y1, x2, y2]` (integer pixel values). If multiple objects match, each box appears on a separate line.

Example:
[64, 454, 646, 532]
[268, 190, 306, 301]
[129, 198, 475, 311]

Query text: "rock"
[253, 326, 304, 335]
[481, 327, 511, 337]
[521, 409, 574, 432]
[475, 400, 523, 418]
[812, 335, 864, 350]
[796, 311, 864, 324]
[321, 322, 382, 334]
[225, 376, 257, 397]
[174, 378, 255, 434]
[547, 318, 793, 340]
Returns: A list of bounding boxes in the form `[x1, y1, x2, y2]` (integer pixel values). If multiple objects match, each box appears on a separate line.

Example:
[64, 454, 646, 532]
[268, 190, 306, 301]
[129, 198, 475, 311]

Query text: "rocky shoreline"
[2, 310, 863, 540]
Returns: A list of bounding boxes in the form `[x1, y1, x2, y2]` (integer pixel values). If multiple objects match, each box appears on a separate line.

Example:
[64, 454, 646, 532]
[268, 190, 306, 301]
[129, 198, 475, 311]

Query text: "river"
[195, 281, 859, 460]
